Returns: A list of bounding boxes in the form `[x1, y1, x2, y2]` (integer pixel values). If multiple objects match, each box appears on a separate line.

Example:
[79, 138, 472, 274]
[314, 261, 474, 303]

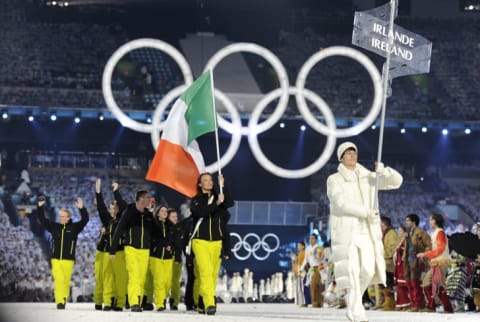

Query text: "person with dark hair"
[393, 225, 410, 310]
[36, 196, 89, 309]
[378, 216, 399, 311]
[300, 234, 324, 308]
[404, 213, 431, 311]
[292, 241, 310, 307]
[109, 190, 154, 312]
[149, 205, 177, 311]
[417, 214, 454, 313]
[167, 208, 183, 311]
[93, 178, 113, 311]
[190, 173, 233, 315]
[107, 181, 128, 311]
[327, 141, 403, 322]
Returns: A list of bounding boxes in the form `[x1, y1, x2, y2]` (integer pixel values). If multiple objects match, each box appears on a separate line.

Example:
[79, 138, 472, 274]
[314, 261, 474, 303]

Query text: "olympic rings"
[102, 39, 383, 178]
[230, 232, 280, 261]
[102, 38, 193, 133]
[203, 43, 290, 136]
[295, 46, 383, 138]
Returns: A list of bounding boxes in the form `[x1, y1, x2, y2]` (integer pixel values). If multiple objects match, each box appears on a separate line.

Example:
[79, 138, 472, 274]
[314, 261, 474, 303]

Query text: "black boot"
[125, 295, 130, 309]
[94, 304, 102, 310]
[157, 299, 166, 311]
[141, 295, 154, 311]
[169, 298, 178, 310]
[197, 296, 205, 314]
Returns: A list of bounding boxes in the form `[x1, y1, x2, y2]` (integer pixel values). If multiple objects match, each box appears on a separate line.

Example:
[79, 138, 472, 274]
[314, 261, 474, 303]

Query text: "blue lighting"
[50, 114, 57, 121]
[28, 115, 34, 122]
[300, 125, 306, 131]
[371, 124, 376, 130]
[74, 117, 80, 124]
[279, 122, 285, 128]
[146, 117, 152, 124]
[421, 126, 427, 133]
[400, 128, 406, 134]
[442, 128, 448, 136]
[465, 128, 471, 135]
[2, 112, 8, 119]
[99, 114, 104, 121]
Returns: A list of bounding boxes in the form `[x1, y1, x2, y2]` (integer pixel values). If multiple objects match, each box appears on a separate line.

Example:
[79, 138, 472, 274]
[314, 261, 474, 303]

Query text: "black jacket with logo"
[37, 205, 89, 260]
[190, 187, 234, 242]
[109, 203, 154, 254]
[96, 191, 127, 253]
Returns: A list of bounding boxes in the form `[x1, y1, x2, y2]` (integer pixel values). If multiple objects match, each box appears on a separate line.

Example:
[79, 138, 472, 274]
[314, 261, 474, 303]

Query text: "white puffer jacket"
[327, 162, 403, 291]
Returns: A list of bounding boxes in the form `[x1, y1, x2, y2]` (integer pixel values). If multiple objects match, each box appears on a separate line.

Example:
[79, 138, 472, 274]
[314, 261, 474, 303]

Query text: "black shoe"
[142, 303, 154, 311]
[112, 307, 123, 312]
[206, 306, 216, 315]
[186, 305, 195, 311]
[125, 295, 130, 309]
[170, 305, 178, 311]
[103, 306, 111, 311]
[131, 305, 142, 312]
[157, 307, 166, 312]
[95, 304, 103, 310]
[57, 303, 65, 310]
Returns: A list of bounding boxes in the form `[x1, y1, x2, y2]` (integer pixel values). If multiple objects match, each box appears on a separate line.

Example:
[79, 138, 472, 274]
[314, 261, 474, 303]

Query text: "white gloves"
[375, 162, 385, 174]
[368, 209, 379, 218]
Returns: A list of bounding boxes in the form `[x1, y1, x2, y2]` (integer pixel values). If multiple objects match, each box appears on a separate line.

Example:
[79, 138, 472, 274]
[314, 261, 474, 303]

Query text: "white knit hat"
[337, 141, 357, 161]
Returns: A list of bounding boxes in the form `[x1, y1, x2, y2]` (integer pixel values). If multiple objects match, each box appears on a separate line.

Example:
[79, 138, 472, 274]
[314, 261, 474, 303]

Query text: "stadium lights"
[421, 126, 428, 133]
[50, 113, 57, 121]
[1, 111, 8, 120]
[300, 125, 306, 132]
[465, 128, 471, 135]
[442, 128, 449, 136]
[279, 122, 285, 128]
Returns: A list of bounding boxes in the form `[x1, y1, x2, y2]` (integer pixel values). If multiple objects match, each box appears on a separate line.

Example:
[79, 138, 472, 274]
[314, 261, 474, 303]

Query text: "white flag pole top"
[352, 0, 432, 210]
[209, 69, 223, 194]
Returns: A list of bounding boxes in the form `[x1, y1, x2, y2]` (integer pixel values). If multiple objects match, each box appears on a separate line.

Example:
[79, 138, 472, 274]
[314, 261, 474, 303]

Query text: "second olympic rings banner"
[222, 225, 308, 280]
[102, 39, 383, 178]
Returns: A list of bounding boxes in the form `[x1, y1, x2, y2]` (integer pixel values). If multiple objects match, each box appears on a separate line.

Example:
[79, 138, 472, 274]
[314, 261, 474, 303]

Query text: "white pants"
[346, 233, 375, 322]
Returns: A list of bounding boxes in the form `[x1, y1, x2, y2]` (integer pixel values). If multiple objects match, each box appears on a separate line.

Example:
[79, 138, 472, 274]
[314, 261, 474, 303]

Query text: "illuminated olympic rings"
[102, 38, 383, 178]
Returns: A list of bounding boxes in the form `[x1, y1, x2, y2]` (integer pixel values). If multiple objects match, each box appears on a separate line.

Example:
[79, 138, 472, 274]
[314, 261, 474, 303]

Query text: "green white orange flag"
[146, 71, 217, 197]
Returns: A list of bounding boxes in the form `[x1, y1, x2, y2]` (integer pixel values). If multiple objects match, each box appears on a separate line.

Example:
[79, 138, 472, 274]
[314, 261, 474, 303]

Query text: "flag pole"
[209, 69, 223, 194]
[373, 0, 396, 211]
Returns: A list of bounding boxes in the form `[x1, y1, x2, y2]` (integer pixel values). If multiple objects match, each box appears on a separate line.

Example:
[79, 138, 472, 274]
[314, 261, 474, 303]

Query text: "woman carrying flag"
[190, 173, 233, 315]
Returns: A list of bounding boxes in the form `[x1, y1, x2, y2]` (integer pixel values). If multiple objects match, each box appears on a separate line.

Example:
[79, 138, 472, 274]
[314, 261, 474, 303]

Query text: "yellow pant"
[149, 257, 173, 308]
[124, 246, 149, 306]
[193, 260, 200, 306]
[111, 250, 128, 307]
[112, 250, 128, 307]
[144, 269, 153, 303]
[170, 261, 182, 306]
[94, 251, 105, 305]
[101, 252, 115, 305]
[51, 259, 74, 304]
[192, 239, 222, 308]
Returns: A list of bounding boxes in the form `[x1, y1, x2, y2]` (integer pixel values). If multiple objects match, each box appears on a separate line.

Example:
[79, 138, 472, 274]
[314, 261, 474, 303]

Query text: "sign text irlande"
[370, 22, 415, 61]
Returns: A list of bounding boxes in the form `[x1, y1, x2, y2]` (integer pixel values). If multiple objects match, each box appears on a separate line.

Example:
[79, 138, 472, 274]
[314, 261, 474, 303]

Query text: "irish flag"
[146, 71, 216, 197]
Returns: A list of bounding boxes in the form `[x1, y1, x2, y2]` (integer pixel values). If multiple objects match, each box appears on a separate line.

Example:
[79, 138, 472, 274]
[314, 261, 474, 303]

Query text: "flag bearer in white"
[327, 142, 403, 322]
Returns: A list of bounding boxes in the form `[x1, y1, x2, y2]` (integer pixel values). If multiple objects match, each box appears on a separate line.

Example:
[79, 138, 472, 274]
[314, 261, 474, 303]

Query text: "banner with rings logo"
[102, 39, 383, 178]
[222, 225, 308, 279]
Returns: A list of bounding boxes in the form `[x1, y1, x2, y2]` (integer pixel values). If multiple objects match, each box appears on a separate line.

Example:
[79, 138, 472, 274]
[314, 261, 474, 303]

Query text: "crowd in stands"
[0, 201, 53, 301]
[1, 0, 479, 122]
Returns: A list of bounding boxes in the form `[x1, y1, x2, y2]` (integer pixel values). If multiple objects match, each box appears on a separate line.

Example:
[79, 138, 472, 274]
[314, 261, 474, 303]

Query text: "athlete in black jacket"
[37, 196, 89, 309]
[109, 190, 154, 312]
